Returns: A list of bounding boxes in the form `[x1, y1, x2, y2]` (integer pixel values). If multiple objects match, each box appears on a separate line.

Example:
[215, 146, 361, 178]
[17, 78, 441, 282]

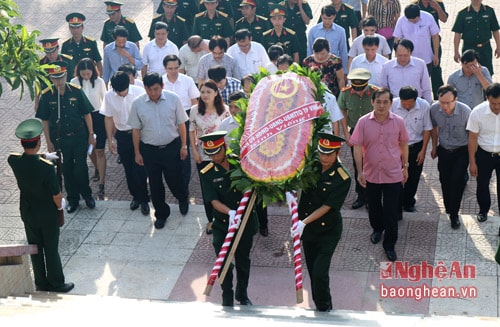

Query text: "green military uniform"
[235, 15, 271, 44]
[39, 53, 74, 83]
[7, 119, 66, 292]
[100, 16, 143, 45]
[452, 4, 500, 75]
[283, 1, 313, 62]
[192, 10, 234, 40]
[414, 0, 447, 99]
[298, 134, 351, 312]
[61, 36, 102, 70]
[148, 14, 189, 49]
[199, 131, 258, 307]
[156, 0, 199, 33]
[261, 27, 299, 58]
[35, 80, 94, 205]
[200, 0, 235, 18]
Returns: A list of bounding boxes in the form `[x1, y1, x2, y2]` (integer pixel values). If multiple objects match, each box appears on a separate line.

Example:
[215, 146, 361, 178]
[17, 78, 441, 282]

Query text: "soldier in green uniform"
[452, 0, 500, 75]
[100, 1, 142, 50]
[192, 0, 234, 46]
[234, 0, 271, 44]
[35, 62, 96, 214]
[338, 68, 376, 210]
[261, 6, 300, 63]
[199, 131, 258, 307]
[293, 133, 351, 312]
[62, 13, 103, 77]
[283, 0, 313, 62]
[156, 0, 199, 33]
[199, 0, 235, 24]
[148, 0, 189, 49]
[413, 0, 448, 99]
[8, 119, 74, 293]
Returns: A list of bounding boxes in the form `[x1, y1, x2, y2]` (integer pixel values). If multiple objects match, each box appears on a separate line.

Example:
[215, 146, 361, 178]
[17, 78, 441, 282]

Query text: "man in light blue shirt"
[102, 26, 143, 84]
[307, 5, 348, 72]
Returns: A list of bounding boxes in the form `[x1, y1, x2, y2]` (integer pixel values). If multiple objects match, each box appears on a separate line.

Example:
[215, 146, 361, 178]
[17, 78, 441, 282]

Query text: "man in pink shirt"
[350, 88, 409, 262]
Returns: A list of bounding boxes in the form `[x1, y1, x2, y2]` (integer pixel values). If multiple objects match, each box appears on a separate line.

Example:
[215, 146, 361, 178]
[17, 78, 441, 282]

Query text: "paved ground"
[1, 0, 500, 321]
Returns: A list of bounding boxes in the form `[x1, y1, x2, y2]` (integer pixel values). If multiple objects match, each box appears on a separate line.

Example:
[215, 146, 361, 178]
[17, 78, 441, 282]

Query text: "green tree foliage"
[0, 0, 48, 100]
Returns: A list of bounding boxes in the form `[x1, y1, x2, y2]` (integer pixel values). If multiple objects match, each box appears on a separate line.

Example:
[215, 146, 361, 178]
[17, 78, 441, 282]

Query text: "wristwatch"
[181, 145, 188, 150]
[403, 162, 409, 168]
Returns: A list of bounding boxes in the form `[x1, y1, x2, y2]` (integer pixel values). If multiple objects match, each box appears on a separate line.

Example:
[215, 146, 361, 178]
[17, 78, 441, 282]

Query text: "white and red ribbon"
[286, 191, 303, 303]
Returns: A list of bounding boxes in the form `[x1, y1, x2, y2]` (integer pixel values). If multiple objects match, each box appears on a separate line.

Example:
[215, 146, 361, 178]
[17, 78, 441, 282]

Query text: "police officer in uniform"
[148, 0, 189, 49]
[338, 68, 376, 210]
[293, 133, 351, 312]
[234, 0, 271, 44]
[35, 62, 96, 213]
[100, 1, 142, 50]
[62, 13, 103, 77]
[156, 0, 199, 33]
[452, 0, 500, 75]
[261, 5, 300, 63]
[199, 131, 258, 307]
[192, 0, 234, 46]
[8, 119, 74, 293]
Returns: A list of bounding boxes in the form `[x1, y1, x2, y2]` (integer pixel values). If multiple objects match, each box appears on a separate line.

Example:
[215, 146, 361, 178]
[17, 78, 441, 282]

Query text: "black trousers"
[115, 130, 149, 203]
[367, 181, 402, 251]
[476, 147, 500, 214]
[437, 146, 468, 216]
[140, 138, 188, 220]
[402, 141, 424, 209]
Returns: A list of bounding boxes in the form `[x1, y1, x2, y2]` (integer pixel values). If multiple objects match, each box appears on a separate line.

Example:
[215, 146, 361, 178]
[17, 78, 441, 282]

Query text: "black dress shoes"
[370, 231, 382, 244]
[450, 215, 460, 229]
[84, 196, 95, 209]
[66, 202, 79, 213]
[352, 198, 365, 209]
[259, 227, 269, 237]
[179, 201, 189, 215]
[50, 282, 75, 293]
[140, 202, 150, 215]
[154, 218, 166, 229]
[385, 249, 397, 262]
[238, 298, 253, 305]
[403, 206, 417, 213]
[477, 213, 488, 222]
[130, 200, 140, 211]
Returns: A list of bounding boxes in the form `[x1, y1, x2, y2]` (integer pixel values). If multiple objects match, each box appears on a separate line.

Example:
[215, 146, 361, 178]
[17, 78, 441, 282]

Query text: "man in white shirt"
[100, 71, 150, 215]
[227, 28, 270, 76]
[348, 16, 391, 69]
[350, 36, 388, 87]
[141, 21, 179, 77]
[178, 35, 209, 85]
[162, 54, 200, 191]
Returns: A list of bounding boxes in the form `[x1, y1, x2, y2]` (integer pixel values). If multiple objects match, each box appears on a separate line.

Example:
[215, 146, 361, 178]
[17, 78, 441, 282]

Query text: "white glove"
[290, 220, 306, 238]
[61, 198, 66, 209]
[44, 152, 59, 161]
[228, 210, 237, 226]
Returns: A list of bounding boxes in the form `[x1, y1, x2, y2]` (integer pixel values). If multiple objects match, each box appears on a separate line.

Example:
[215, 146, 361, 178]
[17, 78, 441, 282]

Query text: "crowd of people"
[8, 0, 500, 311]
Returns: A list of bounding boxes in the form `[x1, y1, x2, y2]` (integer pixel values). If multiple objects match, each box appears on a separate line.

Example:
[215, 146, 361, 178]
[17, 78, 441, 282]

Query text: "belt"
[479, 146, 500, 157]
[116, 129, 133, 135]
[144, 143, 168, 149]
[62, 124, 84, 137]
[408, 141, 423, 149]
[474, 40, 490, 48]
[438, 145, 467, 153]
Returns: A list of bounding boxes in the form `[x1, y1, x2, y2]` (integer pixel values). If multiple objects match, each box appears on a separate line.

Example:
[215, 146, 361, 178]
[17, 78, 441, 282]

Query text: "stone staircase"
[1, 292, 499, 326]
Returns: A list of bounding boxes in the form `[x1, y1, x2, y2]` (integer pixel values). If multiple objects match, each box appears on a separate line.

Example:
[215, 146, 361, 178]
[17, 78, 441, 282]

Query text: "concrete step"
[1, 293, 499, 326]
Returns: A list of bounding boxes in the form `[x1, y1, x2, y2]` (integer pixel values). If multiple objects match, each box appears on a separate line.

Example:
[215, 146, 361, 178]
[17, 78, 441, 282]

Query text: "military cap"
[162, 0, 178, 5]
[200, 131, 227, 155]
[240, 0, 257, 7]
[47, 61, 68, 78]
[347, 68, 371, 87]
[105, 1, 123, 14]
[317, 132, 345, 154]
[269, 5, 286, 17]
[40, 38, 59, 53]
[202, 0, 218, 3]
[15, 119, 43, 142]
[66, 12, 85, 27]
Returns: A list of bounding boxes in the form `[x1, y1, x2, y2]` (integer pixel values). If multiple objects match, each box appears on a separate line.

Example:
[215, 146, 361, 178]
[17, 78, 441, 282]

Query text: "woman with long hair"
[70, 58, 107, 198]
[189, 79, 230, 234]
